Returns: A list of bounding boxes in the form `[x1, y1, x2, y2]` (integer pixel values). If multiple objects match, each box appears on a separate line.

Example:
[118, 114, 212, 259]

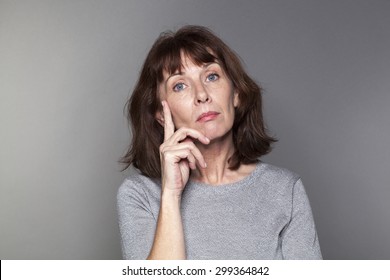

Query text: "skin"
[147, 55, 256, 259]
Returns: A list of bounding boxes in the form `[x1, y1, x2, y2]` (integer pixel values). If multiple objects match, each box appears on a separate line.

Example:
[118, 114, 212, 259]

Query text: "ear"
[155, 110, 164, 127]
[233, 90, 240, 108]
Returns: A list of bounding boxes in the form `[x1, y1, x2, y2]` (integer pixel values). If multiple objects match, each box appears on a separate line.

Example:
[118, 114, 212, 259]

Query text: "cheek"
[167, 100, 192, 126]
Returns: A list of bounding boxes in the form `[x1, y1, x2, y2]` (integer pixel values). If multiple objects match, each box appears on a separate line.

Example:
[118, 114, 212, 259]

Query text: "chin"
[203, 128, 233, 142]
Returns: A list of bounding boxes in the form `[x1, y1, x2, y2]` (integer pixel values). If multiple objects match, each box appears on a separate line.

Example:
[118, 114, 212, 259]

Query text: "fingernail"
[204, 162, 207, 168]
[161, 101, 164, 107]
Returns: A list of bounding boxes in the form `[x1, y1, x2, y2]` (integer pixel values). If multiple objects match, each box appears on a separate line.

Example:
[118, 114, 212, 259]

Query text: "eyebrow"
[165, 62, 219, 84]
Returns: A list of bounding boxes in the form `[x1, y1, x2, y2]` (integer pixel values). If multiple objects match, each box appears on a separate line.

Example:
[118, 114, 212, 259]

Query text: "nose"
[194, 81, 210, 104]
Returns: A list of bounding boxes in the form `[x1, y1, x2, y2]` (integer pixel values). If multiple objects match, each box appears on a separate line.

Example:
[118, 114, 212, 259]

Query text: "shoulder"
[254, 162, 301, 195]
[259, 162, 300, 184]
[117, 166, 161, 203]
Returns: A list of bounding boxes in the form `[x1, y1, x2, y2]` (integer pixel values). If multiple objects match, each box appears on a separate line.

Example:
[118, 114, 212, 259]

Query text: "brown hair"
[120, 25, 276, 178]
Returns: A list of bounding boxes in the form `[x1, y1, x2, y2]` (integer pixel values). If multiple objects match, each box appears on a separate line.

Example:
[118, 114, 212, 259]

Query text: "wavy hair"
[120, 25, 276, 178]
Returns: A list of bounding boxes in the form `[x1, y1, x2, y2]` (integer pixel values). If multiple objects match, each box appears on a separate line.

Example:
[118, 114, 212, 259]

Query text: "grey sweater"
[117, 162, 322, 259]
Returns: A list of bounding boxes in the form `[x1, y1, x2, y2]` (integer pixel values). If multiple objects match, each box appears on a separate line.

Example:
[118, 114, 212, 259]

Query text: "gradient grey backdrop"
[1, 0, 389, 259]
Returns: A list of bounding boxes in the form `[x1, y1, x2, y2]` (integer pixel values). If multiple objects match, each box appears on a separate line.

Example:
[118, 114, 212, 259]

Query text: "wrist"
[161, 189, 182, 206]
[161, 189, 181, 200]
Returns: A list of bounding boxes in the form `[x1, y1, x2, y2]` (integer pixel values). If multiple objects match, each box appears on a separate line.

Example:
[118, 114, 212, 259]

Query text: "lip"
[196, 111, 220, 122]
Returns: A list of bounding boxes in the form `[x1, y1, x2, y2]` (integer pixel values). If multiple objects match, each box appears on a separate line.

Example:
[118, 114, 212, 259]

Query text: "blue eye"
[173, 82, 186, 92]
[207, 73, 219, 82]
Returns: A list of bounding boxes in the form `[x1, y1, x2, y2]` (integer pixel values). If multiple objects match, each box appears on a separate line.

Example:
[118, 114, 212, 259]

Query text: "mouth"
[196, 111, 220, 122]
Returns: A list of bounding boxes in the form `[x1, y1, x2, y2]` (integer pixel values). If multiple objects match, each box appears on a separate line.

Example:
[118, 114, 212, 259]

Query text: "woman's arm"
[147, 101, 209, 259]
[147, 190, 185, 259]
[281, 178, 322, 259]
[117, 178, 156, 260]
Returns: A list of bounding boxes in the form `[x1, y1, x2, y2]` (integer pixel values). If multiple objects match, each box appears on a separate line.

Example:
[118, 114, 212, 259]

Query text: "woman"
[117, 25, 322, 260]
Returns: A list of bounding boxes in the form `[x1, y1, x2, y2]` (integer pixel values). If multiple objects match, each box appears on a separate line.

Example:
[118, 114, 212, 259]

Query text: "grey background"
[1, 0, 389, 259]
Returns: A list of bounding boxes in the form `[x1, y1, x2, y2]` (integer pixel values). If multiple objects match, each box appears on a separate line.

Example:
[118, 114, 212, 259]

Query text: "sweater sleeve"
[281, 178, 322, 259]
[117, 179, 157, 260]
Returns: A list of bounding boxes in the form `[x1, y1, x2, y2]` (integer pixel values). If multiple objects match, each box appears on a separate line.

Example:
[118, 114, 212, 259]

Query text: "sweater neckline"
[187, 161, 264, 190]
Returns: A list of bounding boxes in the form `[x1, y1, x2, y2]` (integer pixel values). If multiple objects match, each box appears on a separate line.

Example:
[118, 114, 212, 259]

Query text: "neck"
[191, 132, 236, 185]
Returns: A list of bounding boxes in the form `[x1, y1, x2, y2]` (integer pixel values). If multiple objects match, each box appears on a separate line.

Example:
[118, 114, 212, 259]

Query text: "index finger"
[162, 101, 175, 141]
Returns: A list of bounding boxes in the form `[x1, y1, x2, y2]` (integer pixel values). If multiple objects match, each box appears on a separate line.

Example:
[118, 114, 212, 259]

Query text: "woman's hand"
[159, 101, 209, 197]
[148, 101, 209, 259]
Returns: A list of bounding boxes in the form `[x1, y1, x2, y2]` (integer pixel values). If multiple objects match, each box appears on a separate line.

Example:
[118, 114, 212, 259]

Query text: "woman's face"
[157, 55, 239, 141]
